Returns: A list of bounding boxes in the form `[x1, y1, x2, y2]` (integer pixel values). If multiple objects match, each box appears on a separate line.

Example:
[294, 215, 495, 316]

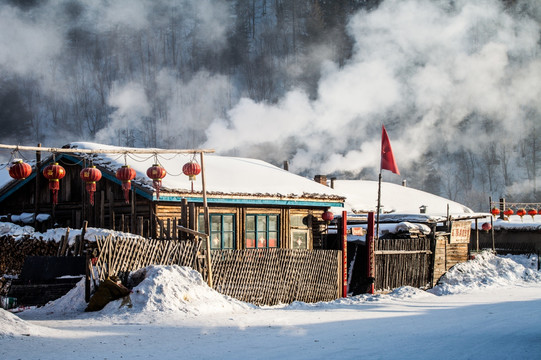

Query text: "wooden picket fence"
[92, 235, 203, 282]
[374, 237, 433, 291]
[90, 236, 342, 305]
[209, 249, 341, 305]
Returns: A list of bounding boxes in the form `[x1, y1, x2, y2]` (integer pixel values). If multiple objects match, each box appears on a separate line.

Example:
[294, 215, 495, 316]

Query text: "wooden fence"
[209, 249, 341, 305]
[374, 237, 433, 291]
[92, 235, 203, 283]
[90, 236, 341, 306]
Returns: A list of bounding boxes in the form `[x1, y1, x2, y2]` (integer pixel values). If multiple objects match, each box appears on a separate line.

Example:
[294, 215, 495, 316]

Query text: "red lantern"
[9, 160, 32, 180]
[481, 222, 491, 232]
[503, 209, 513, 219]
[116, 165, 136, 203]
[182, 161, 201, 181]
[146, 164, 167, 200]
[538, 209, 541, 216]
[527, 209, 537, 220]
[516, 208, 526, 221]
[490, 207, 500, 217]
[183, 161, 201, 192]
[80, 166, 102, 206]
[42, 163, 66, 205]
[322, 210, 334, 223]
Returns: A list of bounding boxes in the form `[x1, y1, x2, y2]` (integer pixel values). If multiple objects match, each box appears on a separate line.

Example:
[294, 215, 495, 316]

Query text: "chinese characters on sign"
[450, 220, 471, 244]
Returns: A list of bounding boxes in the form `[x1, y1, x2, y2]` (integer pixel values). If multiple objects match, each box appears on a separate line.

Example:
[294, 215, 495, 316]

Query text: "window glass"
[292, 230, 308, 249]
[290, 215, 307, 228]
[223, 232, 234, 249]
[223, 215, 234, 232]
[211, 216, 221, 232]
[246, 215, 255, 231]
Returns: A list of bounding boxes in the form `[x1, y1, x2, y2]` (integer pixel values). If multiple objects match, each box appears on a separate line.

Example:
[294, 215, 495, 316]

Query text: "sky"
[1, 251, 540, 360]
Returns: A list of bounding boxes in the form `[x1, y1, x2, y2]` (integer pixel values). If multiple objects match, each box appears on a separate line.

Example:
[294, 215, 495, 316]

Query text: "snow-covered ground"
[1, 251, 540, 360]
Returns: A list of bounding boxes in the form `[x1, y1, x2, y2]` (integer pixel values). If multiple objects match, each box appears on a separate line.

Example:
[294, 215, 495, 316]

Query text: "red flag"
[381, 125, 400, 175]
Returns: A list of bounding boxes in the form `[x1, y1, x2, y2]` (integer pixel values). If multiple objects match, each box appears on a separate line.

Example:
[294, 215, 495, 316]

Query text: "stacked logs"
[0, 235, 58, 275]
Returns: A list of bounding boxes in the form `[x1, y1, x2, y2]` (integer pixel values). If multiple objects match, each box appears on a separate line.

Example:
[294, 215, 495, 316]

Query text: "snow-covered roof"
[0, 142, 344, 207]
[332, 180, 473, 216]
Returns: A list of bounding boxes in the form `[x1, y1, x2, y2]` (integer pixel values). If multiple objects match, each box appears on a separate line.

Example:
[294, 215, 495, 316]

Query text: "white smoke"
[95, 82, 151, 146]
[204, 0, 541, 180]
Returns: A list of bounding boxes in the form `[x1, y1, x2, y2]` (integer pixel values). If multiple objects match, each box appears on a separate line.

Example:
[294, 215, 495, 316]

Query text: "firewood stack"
[0, 235, 59, 275]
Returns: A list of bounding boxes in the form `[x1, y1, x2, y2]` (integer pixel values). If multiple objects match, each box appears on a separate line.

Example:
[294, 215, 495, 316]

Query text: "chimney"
[283, 160, 289, 171]
[314, 175, 327, 186]
[330, 177, 336, 189]
[402, 179, 407, 187]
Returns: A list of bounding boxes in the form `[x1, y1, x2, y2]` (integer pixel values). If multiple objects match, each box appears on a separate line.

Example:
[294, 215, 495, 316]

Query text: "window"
[290, 214, 311, 249]
[246, 214, 279, 248]
[198, 214, 235, 250]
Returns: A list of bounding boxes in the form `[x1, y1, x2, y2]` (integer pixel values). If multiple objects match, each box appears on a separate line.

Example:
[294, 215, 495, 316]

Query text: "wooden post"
[188, 203, 196, 240]
[341, 210, 347, 297]
[79, 221, 88, 256]
[499, 198, 505, 220]
[173, 217, 178, 240]
[181, 199, 188, 240]
[367, 212, 375, 294]
[121, 214, 125, 233]
[107, 184, 114, 229]
[137, 216, 144, 236]
[200, 152, 213, 288]
[475, 218, 479, 252]
[99, 190, 105, 228]
[131, 187, 136, 234]
[33, 143, 41, 229]
[85, 250, 91, 303]
[59, 227, 70, 256]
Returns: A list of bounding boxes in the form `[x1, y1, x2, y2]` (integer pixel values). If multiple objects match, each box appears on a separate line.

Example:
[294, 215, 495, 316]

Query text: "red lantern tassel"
[153, 179, 162, 200]
[122, 181, 131, 203]
[86, 182, 97, 206]
[49, 179, 60, 205]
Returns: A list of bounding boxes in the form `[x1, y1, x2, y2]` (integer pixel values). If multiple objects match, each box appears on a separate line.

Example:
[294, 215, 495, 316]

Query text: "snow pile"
[100, 265, 253, 319]
[25, 265, 253, 322]
[0, 221, 141, 243]
[429, 251, 541, 295]
[0, 308, 40, 337]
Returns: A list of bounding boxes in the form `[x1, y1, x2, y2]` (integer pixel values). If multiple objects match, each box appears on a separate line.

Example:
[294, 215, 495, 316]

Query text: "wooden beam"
[0, 143, 214, 154]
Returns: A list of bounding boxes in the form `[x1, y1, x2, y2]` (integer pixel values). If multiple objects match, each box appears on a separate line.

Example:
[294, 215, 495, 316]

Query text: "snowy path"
[2, 285, 540, 360]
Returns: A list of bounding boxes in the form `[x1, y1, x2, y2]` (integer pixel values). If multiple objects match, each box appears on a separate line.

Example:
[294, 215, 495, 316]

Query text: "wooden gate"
[374, 237, 433, 291]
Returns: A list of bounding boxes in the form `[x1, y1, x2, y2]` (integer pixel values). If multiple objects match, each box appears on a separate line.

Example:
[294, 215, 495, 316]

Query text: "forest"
[0, 0, 539, 211]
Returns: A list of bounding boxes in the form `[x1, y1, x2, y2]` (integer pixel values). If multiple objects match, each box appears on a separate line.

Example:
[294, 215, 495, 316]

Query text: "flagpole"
[376, 171, 382, 241]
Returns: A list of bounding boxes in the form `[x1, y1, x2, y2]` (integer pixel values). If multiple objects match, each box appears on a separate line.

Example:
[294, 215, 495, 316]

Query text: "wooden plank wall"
[432, 236, 469, 286]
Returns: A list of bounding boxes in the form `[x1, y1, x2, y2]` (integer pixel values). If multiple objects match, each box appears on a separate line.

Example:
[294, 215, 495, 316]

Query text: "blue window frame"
[245, 214, 279, 249]
[198, 214, 236, 250]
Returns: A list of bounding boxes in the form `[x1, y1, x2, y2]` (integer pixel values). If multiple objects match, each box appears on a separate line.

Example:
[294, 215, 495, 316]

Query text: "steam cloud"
[0, 0, 540, 208]
[205, 0, 541, 184]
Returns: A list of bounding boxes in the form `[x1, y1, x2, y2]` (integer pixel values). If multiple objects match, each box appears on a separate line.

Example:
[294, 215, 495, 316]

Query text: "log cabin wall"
[153, 203, 330, 250]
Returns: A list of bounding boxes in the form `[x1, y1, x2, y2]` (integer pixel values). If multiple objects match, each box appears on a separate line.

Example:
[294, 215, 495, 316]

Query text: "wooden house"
[0, 142, 345, 250]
